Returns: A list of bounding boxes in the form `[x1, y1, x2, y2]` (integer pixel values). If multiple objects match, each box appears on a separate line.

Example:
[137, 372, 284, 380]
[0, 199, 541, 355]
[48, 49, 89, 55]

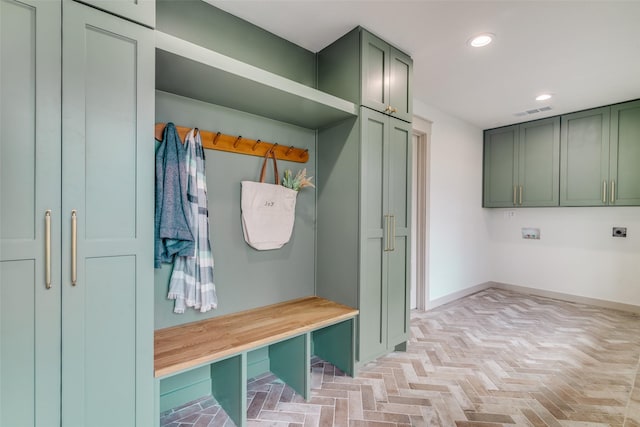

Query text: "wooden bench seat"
[154, 296, 358, 427]
[155, 296, 358, 377]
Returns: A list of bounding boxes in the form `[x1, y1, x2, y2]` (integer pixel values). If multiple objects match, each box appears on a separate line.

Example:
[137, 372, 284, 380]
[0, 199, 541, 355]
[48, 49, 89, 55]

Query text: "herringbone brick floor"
[160, 288, 640, 426]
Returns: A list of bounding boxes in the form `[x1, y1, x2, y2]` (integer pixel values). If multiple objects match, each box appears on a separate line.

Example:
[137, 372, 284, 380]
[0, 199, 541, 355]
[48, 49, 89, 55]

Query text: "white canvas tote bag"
[241, 150, 297, 250]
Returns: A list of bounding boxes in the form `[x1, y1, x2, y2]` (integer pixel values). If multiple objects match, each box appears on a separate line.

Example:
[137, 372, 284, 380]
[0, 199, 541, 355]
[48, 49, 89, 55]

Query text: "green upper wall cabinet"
[1, 1, 154, 426]
[560, 107, 610, 206]
[361, 31, 413, 122]
[316, 108, 411, 367]
[73, 0, 155, 27]
[608, 100, 640, 206]
[560, 100, 640, 206]
[318, 27, 413, 123]
[483, 117, 560, 207]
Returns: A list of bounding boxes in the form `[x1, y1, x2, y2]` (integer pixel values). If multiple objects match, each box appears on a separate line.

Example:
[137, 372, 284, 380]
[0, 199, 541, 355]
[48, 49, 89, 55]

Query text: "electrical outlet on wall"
[612, 227, 627, 238]
[522, 227, 540, 240]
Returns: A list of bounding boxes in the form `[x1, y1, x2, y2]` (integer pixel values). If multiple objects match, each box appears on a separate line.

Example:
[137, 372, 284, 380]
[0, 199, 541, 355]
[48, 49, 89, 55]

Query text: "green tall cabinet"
[317, 26, 413, 368]
[483, 117, 560, 208]
[358, 108, 412, 363]
[0, 1, 154, 426]
[560, 100, 640, 206]
[316, 108, 411, 368]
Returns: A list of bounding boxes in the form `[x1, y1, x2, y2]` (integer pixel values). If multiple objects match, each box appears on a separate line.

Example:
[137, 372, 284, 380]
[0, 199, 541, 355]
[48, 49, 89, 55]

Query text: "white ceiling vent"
[514, 106, 552, 117]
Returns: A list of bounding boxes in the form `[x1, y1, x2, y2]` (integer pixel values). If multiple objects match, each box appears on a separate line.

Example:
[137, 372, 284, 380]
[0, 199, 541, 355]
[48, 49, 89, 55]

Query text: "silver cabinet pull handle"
[602, 180, 607, 204]
[391, 215, 396, 251]
[611, 180, 616, 204]
[383, 215, 390, 252]
[519, 185, 523, 206]
[71, 210, 77, 286]
[45, 210, 52, 289]
[513, 185, 517, 206]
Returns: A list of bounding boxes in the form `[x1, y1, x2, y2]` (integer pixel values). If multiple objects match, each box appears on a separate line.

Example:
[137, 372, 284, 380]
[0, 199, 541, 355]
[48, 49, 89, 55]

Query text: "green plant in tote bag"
[281, 168, 315, 191]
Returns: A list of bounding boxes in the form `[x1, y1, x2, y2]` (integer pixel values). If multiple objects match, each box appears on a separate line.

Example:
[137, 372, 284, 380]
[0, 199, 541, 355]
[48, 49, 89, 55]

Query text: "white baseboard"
[426, 282, 493, 310]
[490, 281, 640, 314]
[424, 281, 640, 314]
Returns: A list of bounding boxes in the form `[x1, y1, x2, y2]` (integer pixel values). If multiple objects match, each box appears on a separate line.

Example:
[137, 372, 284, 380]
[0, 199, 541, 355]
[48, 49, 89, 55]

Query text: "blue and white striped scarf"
[168, 129, 217, 313]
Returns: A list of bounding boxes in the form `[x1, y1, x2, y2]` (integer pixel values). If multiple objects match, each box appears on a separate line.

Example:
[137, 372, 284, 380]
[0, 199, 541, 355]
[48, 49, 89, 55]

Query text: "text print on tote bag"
[241, 150, 298, 250]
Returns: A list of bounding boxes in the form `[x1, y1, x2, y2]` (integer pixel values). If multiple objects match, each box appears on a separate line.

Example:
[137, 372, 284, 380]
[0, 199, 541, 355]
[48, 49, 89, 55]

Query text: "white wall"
[413, 100, 492, 303]
[488, 207, 640, 306]
[415, 99, 640, 308]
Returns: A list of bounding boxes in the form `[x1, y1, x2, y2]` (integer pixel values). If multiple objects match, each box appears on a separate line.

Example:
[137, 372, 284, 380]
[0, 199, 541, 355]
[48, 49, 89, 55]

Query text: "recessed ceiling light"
[468, 33, 494, 47]
[536, 93, 553, 101]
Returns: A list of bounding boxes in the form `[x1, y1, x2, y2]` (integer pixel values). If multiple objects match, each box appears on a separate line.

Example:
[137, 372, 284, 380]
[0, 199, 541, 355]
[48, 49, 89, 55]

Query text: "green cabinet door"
[518, 117, 560, 207]
[361, 30, 413, 122]
[388, 47, 413, 122]
[386, 119, 411, 348]
[483, 125, 518, 207]
[74, 0, 155, 27]
[0, 1, 62, 426]
[359, 108, 411, 363]
[610, 100, 640, 206]
[560, 107, 610, 206]
[359, 108, 387, 363]
[61, 2, 154, 426]
[361, 31, 389, 117]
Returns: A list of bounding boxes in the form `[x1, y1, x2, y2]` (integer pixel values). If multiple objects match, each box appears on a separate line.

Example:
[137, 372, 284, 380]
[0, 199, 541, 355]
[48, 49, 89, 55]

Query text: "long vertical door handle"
[45, 210, 52, 289]
[519, 185, 523, 206]
[383, 215, 390, 252]
[391, 215, 396, 251]
[602, 180, 607, 204]
[513, 185, 517, 206]
[611, 180, 616, 204]
[71, 210, 77, 286]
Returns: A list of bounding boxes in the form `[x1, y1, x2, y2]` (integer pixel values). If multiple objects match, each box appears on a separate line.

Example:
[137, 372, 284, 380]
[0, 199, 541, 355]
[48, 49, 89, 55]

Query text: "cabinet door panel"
[361, 31, 388, 114]
[387, 119, 411, 346]
[1, 261, 36, 427]
[388, 120, 411, 229]
[383, 119, 412, 348]
[387, 237, 408, 347]
[389, 47, 413, 122]
[84, 256, 137, 421]
[483, 126, 518, 207]
[560, 108, 610, 206]
[0, 1, 61, 425]
[610, 100, 640, 206]
[62, 2, 154, 426]
[359, 108, 387, 362]
[519, 117, 560, 206]
[360, 239, 386, 362]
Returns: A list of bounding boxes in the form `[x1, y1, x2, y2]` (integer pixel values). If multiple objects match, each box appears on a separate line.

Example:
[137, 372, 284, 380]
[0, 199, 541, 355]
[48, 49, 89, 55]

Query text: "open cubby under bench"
[154, 296, 359, 426]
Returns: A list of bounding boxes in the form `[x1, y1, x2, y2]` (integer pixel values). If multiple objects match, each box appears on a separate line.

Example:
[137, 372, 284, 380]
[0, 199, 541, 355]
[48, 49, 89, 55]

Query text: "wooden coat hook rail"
[154, 123, 309, 163]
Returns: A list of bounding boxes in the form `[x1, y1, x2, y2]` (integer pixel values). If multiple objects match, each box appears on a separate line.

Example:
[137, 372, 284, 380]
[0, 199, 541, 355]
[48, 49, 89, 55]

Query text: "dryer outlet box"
[613, 227, 627, 238]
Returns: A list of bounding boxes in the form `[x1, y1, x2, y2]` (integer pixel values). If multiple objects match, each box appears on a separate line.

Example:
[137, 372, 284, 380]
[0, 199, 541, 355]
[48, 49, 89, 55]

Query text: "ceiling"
[206, 0, 640, 129]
